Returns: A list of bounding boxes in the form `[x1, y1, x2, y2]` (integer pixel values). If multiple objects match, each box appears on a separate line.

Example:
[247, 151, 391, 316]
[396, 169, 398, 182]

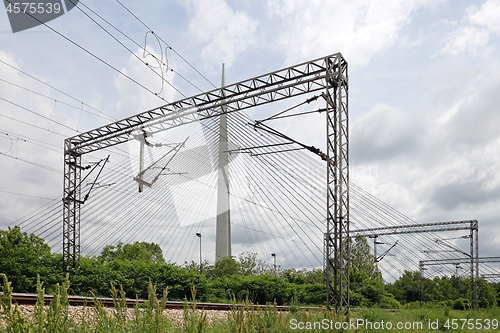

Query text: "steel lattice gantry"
[420, 256, 500, 309]
[352, 220, 479, 309]
[62, 53, 350, 310]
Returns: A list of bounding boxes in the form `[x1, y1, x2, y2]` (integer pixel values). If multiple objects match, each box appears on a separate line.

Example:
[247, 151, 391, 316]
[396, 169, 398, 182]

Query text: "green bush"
[377, 294, 401, 309]
[452, 297, 471, 310]
[350, 290, 367, 307]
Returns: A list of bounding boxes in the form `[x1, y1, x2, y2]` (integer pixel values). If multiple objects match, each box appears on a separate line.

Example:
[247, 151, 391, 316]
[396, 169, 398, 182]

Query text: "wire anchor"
[133, 136, 188, 188]
[63, 155, 110, 204]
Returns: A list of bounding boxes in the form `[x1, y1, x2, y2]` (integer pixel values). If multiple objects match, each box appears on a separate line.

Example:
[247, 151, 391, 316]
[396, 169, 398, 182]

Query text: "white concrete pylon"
[216, 63, 231, 261]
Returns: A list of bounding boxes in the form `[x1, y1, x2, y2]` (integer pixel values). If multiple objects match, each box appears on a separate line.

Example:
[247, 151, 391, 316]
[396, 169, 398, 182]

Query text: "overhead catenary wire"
[0, 97, 80, 133]
[3, 0, 169, 104]
[0, 152, 62, 174]
[65, 0, 185, 99]
[0, 189, 56, 200]
[67, 0, 204, 95]
[0, 131, 61, 153]
[0, 78, 115, 122]
[7, 90, 490, 278]
[0, 59, 116, 121]
[115, 0, 217, 90]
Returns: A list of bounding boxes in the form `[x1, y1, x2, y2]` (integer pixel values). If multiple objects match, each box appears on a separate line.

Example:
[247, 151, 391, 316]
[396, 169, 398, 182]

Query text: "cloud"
[350, 56, 500, 235]
[182, 0, 258, 71]
[266, 0, 437, 69]
[113, 46, 176, 118]
[351, 104, 423, 163]
[0, 50, 68, 225]
[441, 0, 500, 57]
[431, 177, 500, 210]
[443, 71, 500, 147]
[468, 0, 500, 33]
[441, 26, 490, 57]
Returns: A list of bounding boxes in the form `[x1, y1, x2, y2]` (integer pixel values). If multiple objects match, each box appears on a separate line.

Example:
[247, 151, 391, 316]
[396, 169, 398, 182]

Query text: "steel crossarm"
[482, 273, 500, 279]
[422, 257, 500, 266]
[66, 54, 343, 155]
[351, 220, 477, 237]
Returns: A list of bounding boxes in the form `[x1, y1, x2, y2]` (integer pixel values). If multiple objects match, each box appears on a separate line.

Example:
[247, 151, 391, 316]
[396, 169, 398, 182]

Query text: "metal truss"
[63, 52, 350, 312]
[352, 220, 479, 309]
[421, 256, 500, 266]
[481, 273, 500, 279]
[66, 54, 345, 155]
[324, 54, 349, 312]
[480, 273, 500, 308]
[62, 140, 81, 272]
[419, 256, 499, 310]
[351, 220, 478, 237]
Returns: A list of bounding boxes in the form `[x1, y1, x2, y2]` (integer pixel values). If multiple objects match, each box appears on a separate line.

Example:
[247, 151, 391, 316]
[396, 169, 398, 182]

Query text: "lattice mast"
[62, 140, 82, 272]
[324, 54, 349, 312]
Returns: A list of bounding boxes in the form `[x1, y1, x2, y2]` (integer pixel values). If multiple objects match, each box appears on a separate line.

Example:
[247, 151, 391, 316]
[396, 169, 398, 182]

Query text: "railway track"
[10, 293, 325, 312]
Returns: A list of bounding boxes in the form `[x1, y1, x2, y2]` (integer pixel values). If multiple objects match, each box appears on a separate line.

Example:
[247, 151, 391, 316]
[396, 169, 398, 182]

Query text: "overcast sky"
[1, 0, 499, 273]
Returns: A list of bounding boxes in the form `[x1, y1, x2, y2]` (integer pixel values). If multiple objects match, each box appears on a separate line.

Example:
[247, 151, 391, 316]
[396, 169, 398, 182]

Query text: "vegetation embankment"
[2, 273, 500, 332]
[1, 225, 500, 332]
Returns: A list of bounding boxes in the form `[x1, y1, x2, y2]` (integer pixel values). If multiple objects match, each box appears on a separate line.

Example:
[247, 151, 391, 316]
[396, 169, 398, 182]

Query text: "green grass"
[1, 273, 499, 332]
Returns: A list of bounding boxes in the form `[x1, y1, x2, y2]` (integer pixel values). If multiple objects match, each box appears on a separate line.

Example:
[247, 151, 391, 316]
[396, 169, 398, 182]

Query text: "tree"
[351, 237, 383, 281]
[206, 256, 240, 279]
[0, 226, 56, 292]
[387, 270, 421, 304]
[99, 241, 165, 263]
[238, 252, 272, 275]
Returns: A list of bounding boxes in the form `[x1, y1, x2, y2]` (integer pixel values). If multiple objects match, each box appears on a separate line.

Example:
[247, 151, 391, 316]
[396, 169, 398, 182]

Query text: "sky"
[1, 0, 500, 277]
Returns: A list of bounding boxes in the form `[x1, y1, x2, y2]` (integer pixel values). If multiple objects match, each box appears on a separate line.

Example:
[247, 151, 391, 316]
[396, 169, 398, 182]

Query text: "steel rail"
[9, 292, 325, 311]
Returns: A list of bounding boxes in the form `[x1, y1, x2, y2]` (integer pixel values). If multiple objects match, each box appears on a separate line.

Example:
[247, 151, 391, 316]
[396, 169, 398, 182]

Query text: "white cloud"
[441, 25, 490, 57]
[182, 0, 258, 71]
[113, 46, 176, 118]
[351, 59, 500, 233]
[468, 0, 500, 33]
[351, 103, 423, 163]
[0, 50, 68, 224]
[441, 0, 500, 57]
[266, 0, 435, 69]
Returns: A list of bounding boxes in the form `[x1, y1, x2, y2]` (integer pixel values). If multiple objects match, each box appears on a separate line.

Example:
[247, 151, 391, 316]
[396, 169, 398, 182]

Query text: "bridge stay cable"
[61, 53, 350, 311]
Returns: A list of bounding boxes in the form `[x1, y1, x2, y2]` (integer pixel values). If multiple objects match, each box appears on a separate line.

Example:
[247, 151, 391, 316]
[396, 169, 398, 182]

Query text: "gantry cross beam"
[351, 220, 478, 237]
[67, 55, 345, 154]
[63, 53, 350, 311]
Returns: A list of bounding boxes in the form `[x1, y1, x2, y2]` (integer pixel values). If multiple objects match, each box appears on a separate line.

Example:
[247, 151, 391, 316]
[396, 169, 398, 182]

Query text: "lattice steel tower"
[324, 55, 349, 312]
